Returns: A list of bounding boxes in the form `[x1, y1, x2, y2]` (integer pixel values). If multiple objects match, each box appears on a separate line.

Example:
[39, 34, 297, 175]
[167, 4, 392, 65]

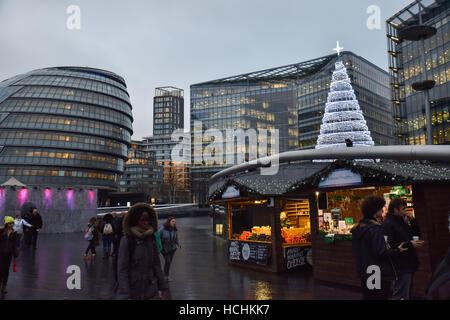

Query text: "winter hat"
[4, 216, 14, 224]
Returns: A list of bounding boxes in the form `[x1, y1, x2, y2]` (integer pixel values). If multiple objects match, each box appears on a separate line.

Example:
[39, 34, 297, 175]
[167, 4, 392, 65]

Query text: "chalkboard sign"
[285, 246, 311, 270]
[228, 241, 270, 266]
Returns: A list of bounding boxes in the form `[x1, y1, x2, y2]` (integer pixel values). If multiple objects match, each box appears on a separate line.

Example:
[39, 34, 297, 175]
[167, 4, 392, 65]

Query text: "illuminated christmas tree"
[315, 60, 374, 149]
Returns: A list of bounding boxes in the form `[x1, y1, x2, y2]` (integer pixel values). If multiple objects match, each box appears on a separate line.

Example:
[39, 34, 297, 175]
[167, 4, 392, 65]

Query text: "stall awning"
[209, 160, 450, 202]
[208, 162, 327, 202]
[288, 160, 450, 193]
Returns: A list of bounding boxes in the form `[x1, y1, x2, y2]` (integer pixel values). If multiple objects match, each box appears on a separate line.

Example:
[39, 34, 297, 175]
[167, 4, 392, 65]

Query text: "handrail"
[210, 145, 450, 183]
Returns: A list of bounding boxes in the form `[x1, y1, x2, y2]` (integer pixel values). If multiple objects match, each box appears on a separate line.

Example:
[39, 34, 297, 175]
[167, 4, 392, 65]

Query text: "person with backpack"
[101, 213, 114, 259]
[117, 203, 168, 300]
[0, 216, 19, 294]
[159, 216, 181, 282]
[351, 195, 409, 300]
[84, 217, 99, 261]
[382, 198, 424, 300]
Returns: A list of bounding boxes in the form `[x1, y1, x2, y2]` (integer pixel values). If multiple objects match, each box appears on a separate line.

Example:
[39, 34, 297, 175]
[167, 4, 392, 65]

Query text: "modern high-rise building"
[153, 86, 184, 135]
[0, 66, 133, 190]
[387, 0, 450, 145]
[140, 86, 190, 203]
[191, 51, 393, 204]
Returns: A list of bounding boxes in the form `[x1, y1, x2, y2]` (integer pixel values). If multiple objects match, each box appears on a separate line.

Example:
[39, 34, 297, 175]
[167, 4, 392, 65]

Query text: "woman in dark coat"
[117, 203, 168, 300]
[159, 216, 181, 281]
[0, 216, 20, 294]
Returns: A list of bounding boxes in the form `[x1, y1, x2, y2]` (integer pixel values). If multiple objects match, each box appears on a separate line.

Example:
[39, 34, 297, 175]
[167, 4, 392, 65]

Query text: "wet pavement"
[2, 216, 361, 300]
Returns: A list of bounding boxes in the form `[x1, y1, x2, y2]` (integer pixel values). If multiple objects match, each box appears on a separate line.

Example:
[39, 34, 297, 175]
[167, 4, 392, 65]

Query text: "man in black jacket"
[351, 195, 408, 300]
[25, 208, 43, 250]
[383, 198, 424, 300]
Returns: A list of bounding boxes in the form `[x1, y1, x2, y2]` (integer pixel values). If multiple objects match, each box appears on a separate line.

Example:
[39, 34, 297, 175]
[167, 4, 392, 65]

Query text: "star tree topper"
[333, 41, 344, 56]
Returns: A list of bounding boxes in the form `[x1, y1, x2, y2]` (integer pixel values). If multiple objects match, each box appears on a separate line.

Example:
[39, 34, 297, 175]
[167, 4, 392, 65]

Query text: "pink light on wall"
[43, 188, 52, 208]
[0, 188, 5, 216]
[66, 189, 74, 210]
[88, 190, 95, 208]
[18, 188, 29, 207]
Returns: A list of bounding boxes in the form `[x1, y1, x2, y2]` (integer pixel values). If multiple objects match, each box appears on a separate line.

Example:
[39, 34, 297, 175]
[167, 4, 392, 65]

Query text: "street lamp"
[397, 8, 437, 145]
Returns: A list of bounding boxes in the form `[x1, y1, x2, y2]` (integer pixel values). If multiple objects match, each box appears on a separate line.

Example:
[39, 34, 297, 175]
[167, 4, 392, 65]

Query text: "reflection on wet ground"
[2, 216, 360, 300]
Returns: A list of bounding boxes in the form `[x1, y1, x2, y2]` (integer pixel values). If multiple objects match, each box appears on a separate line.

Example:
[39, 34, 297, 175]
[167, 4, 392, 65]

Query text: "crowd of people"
[0, 207, 43, 294]
[82, 204, 181, 300]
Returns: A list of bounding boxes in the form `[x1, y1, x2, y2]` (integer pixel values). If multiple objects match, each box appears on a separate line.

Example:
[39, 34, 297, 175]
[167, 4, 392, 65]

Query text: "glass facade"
[0, 66, 133, 189]
[191, 52, 392, 204]
[153, 87, 184, 136]
[141, 134, 190, 203]
[118, 142, 162, 196]
[387, 0, 450, 145]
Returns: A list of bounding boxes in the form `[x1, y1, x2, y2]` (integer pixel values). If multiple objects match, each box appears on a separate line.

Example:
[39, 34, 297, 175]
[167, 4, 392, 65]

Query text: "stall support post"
[227, 203, 232, 240]
[309, 192, 319, 265]
[309, 193, 319, 238]
[271, 197, 284, 273]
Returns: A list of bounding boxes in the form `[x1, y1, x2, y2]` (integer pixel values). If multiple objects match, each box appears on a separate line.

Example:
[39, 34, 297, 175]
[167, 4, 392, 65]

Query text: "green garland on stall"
[208, 179, 261, 203]
[319, 229, 352, 244]
[287, 160, 417, 192]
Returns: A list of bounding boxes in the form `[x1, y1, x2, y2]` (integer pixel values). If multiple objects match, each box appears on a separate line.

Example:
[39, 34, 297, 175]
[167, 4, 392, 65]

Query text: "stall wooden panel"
[311, 234, 361, 287]
[411, 184, 450, 298]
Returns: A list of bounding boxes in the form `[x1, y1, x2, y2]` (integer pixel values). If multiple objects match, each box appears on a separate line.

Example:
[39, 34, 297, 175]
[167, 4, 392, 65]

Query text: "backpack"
[84, 226, 94, 241]
[103, 223, 113, 235]
[155, 231, 162, 252]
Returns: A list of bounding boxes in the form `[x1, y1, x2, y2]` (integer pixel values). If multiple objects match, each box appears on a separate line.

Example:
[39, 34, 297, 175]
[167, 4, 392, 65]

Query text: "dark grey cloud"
[0, 0, 412, 139]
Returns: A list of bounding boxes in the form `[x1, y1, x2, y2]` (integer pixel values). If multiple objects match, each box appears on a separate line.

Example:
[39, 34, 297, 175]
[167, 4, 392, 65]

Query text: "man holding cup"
[383, 198, 424, 300]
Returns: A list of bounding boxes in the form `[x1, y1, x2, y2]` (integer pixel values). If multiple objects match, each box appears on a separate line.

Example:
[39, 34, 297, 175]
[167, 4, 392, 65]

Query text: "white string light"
[316, 61, 374, 150]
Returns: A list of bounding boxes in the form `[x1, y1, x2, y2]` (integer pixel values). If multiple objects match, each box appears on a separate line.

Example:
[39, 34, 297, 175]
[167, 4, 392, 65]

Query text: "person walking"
[383, 198, 424, 300]
[84, 217, 99, 261]
[101, 213, 114, 259]
[0, 216, 20, 294]
[116, 203, 168, 300]
[112, 211, 124, 257]
[24, 208, 43, 250]
[159, 216, 181, 282]
[13, 214, 32, 248]
[351, 195, 409, 300]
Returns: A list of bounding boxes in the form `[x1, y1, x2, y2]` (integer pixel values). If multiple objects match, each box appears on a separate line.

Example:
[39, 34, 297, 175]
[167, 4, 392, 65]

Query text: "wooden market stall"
[285, 160, 450, 298]
[208, 163, 325, 273]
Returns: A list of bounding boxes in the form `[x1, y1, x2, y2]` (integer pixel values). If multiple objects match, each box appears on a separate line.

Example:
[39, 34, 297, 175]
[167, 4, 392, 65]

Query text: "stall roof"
[209, 162, 327, 202]
[209, 160, 450, 202]
[288, 160, 450, 192]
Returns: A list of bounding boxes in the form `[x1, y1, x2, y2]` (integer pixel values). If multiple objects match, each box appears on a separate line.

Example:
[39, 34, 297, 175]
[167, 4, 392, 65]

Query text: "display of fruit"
[239, 231, 252, 241]
[251, 226, 271, 236]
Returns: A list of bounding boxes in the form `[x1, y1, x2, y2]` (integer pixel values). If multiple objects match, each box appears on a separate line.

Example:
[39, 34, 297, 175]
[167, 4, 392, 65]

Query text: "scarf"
[130, 226, 154, 239]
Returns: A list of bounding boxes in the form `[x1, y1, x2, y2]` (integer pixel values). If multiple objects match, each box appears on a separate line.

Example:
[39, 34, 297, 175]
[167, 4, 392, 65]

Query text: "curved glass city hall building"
[0, 67, 133, 189]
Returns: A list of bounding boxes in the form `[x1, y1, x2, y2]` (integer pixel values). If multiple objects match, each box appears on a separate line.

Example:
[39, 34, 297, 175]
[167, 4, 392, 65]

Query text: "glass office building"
[0, 66, 133, 189]
[141, 134, 190, 203]
[153, 86, 184, 135]
[387, 0, 450, 145]
[191, 52, 392, 204]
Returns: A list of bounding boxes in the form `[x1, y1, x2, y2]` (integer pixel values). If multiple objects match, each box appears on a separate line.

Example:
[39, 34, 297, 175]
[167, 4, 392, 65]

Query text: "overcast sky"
[0, 0, 413, 140]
